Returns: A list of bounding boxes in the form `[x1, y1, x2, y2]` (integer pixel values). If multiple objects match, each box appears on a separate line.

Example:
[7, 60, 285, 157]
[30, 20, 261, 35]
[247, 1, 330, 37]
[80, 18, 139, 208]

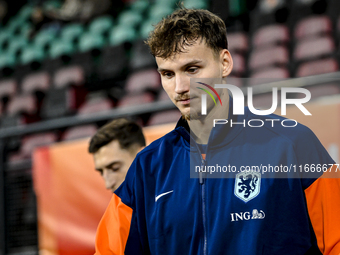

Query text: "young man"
[88, 118, 145, 192]
[94, 8, 340, 254]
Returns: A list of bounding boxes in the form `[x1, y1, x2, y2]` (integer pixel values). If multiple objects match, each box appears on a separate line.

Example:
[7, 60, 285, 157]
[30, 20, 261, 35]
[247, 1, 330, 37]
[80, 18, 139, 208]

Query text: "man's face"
[93, 140, 137, 192]
[156, 40, 232, 120]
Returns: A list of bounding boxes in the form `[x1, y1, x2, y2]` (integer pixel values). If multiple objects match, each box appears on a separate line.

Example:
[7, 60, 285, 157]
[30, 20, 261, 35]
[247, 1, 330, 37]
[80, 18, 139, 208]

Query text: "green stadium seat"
[140, 19, 155, 39]
[20, 46, 45, 64]
[78, 33, 105, 52]
[49, 40, 75, 59]
[183, 0, 208, 9]
[129, 0, 149, 13]
[109, 25, 136, 46]
[0, 52, 16, 68]
[117, 10, 143, 28]
[34, 30, 57, 49]
[18, 23, 32, 38]
[61, 23, 84, 43]
[0, 30, 13, 48]
[17, 5, 34, 21]
[8, 37, 29, 55]
[89, 15, 114, 35]
[149, 4, 173, 21]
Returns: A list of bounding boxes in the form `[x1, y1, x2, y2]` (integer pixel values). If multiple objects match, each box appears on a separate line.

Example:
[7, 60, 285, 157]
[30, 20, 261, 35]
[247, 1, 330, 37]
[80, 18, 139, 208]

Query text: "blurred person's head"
[88, 118, 145, 192]
[146, 7, 233, 121]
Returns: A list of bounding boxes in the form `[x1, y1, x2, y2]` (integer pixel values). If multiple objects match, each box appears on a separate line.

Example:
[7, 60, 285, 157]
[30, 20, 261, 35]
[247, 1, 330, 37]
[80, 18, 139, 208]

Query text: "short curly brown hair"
[145, 7, 228, 59]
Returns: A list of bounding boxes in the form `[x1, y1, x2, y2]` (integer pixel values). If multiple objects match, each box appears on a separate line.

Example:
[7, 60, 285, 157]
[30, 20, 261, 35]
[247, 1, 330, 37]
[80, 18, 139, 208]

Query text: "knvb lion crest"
[234, 172, 261, 203]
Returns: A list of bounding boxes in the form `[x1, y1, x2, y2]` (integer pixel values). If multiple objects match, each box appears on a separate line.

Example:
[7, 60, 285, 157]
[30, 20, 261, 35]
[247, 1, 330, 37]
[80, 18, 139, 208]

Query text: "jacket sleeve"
[94, 193, 133, 255]
[304, 168, 340, 255]
[94, 158, 144, 255]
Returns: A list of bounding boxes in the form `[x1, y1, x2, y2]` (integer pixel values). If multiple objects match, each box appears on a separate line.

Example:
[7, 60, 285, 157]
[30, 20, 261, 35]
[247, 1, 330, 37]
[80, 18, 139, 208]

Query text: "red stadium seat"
[126, 69, 161, 94]
[0, 79, 17, 99]
[249, 46, 289, 71]
[157, 89, 171, 102]
[21, 132, 58, 157]
[61, 124, 98, 141]
[249, 67, 290, 86]
[298, 84, 340, 100]
[7, 94, 37, 115]
[228, 32, 248, 54]
[296, 58, 339, 77]
[21, 72, 50, 94]
[78, 95, 113, 115]
[252, 24, 289, 48]
[294, 15, 332, 40]
[231, 53, 246, 76]
[53, 66, 85, 88]
[148, 110, 181, 126]
[294, 36, 335, 62]
[117, 92, 155, 107]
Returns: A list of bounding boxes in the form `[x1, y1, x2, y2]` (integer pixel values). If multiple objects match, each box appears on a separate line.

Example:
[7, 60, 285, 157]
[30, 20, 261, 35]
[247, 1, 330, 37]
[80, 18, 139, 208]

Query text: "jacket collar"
[174, 96, 246, 150]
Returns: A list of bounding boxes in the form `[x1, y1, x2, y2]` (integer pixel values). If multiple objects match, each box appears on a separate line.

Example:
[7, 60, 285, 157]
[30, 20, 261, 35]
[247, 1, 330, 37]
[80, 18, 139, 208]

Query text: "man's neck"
[188, 93, 229, 144]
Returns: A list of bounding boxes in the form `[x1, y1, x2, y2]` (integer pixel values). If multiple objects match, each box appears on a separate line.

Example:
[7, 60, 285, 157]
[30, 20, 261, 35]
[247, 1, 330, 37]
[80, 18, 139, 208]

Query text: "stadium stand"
[0, 0, 339, 253]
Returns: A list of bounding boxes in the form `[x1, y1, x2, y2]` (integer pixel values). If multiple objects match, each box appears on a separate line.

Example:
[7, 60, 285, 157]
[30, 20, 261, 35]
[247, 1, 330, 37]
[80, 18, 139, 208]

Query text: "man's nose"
[102, 170, 113, 189]
[175, 74, 190, 94]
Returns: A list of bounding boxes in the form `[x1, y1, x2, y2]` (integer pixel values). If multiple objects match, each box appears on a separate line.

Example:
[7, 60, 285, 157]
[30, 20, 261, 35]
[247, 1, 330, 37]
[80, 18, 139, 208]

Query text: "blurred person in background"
[88, 118, 145, 192]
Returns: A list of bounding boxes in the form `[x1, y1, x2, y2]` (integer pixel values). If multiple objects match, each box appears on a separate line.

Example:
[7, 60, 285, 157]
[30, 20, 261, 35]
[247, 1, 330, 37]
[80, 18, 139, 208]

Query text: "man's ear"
[220, 49, 233, 78]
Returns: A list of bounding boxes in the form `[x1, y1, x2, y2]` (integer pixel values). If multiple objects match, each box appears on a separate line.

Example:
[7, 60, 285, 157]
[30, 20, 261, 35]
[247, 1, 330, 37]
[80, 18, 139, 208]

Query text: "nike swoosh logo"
[155, 190, 173, 202]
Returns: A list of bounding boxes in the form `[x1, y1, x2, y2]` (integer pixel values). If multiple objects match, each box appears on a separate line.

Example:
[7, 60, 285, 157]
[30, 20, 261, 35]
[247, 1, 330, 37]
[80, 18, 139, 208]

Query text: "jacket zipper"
[200, 157, 207, 255]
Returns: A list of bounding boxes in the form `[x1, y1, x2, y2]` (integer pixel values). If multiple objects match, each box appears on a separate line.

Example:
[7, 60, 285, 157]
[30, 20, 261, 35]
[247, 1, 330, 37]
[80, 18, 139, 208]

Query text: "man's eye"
[163, 72, 173, 78]
[188, 67, 198, 73]
[110, 168, 120, 172]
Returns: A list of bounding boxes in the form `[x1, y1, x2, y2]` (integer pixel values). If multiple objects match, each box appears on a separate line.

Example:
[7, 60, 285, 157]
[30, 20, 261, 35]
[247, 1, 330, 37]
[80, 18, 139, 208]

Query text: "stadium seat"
[96, 44, 129, 81]
[53, 66, 84, 88]
[140, 19, 154, 39]
[20, 132, 58, 158]
[129, 39, 157, 71]
[21, 72, 50, 94]
[148, 110, 181, 126]
[41, 85, 87, 119]
[157, 89, 171, 102]
[89, 15, 114, 36]
[294, 15, 332, 40]
[78, 32, 105, 52]
[6, 94, 37, 116]
[61, 125, 98, 141]
[227, 32, 248, 54]
[249, 46, 289, 72]
[250, 67, 290, 86]
[148, 4, 174, 22]
[230, 53, 246, 77]
[77, 93, 113, 115]
[293, 36, 335, 62]
[183, 0, 208, 9]
[61, 23, 85, 43]
[117, 92, 155, 107]
[129, 0, 149, 12]
[109, 25, 136, 46]
[0, 29, 13, 49]
[0, 79, 17, 100]
[49, 39, 75, 59]
[296, 58, 339, 77]
[0, 52, 16, 69]
[252, 24, 289, 48]
[126, 69, 161, 94]
[33, 29, 57, 49]
[20, 45, 45, 65]
[117, 10, 142, 28]
[7, 37, 29, 56]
